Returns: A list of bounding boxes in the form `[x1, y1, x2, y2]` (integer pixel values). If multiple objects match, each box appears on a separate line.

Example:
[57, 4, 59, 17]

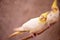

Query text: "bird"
[8, 0, 59, 39]
[46, 0, 59, 26]
[8, 11, 49, 38]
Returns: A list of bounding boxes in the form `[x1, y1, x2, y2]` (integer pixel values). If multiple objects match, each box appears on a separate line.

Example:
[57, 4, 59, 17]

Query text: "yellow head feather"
[38, 12, 48, 23]
[41, 12, 48, 18]
[51, 0, 59, 13]
[51, 0, 58, 9]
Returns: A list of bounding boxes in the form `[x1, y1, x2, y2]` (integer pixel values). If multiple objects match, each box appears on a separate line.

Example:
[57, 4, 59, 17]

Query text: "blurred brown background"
[0, 0, 60, 40]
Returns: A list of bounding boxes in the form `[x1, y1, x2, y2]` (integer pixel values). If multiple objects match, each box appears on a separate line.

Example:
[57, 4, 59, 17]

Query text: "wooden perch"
[21, 22, 56, 40]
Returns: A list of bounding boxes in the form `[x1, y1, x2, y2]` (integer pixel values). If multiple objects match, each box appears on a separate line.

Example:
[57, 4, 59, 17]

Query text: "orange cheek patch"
[41, 18, 46, 22]
[39, 17, 47, 23]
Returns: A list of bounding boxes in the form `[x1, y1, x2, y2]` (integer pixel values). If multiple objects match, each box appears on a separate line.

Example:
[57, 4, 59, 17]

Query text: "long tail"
[8, 31, 24, 38]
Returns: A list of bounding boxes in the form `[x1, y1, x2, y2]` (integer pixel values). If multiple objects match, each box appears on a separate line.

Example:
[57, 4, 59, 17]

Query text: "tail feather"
[8, 31, 24, 38]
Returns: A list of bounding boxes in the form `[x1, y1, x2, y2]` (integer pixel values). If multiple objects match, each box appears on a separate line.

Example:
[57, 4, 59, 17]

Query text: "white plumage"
[9, 12, 48, 38]
[8, 0, 59, 38]
[15, 17, 48, 33]
[47, 0, 59, 26]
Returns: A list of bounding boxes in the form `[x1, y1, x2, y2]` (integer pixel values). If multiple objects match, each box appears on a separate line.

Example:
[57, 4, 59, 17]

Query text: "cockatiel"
[8, 12, 49, 38]
[47, 0, 59, 26]
[8, 0, 59, 39]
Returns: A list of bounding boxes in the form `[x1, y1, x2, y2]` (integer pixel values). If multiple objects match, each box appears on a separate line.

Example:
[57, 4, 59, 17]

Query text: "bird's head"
[51, 0, 59, 13]
[39, 12, 48, 23]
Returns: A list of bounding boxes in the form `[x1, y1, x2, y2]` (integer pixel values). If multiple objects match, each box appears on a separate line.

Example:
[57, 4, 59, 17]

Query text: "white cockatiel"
[8, 0, 59, 38]
[47, 0, 59, 26]
[9, 12, 49, 38]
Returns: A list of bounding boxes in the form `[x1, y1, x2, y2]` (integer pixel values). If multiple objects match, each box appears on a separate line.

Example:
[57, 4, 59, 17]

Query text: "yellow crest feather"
[51, 0, 59, 13]
[51, 0, 58, 9]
